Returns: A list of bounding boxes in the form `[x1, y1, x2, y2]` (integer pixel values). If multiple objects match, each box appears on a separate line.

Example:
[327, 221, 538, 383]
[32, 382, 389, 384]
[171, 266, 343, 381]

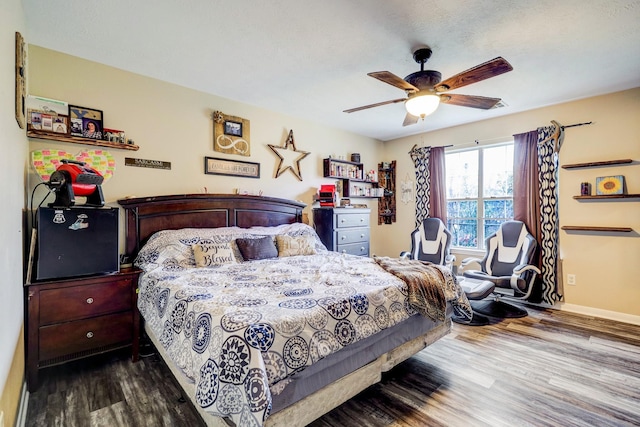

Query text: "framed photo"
[52, 115, 69, 134]
[68, 105, 103, 139]
[205, 157, 260, 179]
[596, 175, 625, 195]
[224, 120, 243, 137]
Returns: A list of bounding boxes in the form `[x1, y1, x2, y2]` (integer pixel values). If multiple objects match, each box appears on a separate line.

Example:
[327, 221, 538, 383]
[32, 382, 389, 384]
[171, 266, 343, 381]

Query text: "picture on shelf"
[52, 115, 68, 134]
[69, 105, 103, 139]
[596, 175, 625, 195]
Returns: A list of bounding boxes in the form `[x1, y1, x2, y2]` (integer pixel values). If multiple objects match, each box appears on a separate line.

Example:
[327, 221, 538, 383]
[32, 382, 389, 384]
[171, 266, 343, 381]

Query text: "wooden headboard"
[118, 194, 306, 258]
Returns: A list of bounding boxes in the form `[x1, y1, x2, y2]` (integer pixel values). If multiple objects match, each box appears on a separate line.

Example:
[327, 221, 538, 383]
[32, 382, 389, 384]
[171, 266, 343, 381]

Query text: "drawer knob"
[359, 218, 364, 222]
[86, 331, 94, 339]
[341, 219, 346, 223]
[341, 249, 347, 253]
[360, 234, 365, 238]
[341, 236, 346, 240]
[86, 297, 94, 304]
[360, 247, 365, 252]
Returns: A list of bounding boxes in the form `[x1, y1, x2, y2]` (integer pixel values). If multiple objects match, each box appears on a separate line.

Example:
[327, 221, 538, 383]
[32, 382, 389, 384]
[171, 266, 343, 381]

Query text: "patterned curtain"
[410, 146, 447, 227]
[410, 146, 432, 228]
[536, 125, 562, 304]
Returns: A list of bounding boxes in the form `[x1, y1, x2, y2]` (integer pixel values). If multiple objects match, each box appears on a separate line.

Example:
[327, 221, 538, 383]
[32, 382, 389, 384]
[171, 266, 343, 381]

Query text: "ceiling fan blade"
[440, 94, 502, 109]
[368, 71, 419, 92]
[402, 113, 419, 126]
[435, 57, 513, 92]
[343, 98, 406, 113]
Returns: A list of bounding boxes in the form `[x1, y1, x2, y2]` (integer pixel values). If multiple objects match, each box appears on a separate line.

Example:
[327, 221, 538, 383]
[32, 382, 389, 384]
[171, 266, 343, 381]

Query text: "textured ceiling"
[23, 0, 640, 141]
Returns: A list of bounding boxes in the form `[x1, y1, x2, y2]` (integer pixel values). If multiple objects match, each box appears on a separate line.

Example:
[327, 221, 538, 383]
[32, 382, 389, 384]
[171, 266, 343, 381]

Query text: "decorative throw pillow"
[192, 242, 236, 267]
[235, 236, 278, 261]
[276, 234, 317, 257]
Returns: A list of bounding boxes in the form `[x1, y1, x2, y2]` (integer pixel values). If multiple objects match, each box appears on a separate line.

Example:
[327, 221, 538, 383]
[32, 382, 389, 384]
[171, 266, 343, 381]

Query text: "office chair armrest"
[513, 264, 541, 276]
[508, 264, 541, 298]
[399, 251, 413, 260]
[460, 257, 482, 272]
[444, 254, 456, 271]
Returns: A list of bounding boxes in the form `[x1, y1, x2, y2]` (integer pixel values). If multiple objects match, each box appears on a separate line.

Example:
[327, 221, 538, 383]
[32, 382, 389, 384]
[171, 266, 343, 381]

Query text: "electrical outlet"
[567, 274, 576, 285]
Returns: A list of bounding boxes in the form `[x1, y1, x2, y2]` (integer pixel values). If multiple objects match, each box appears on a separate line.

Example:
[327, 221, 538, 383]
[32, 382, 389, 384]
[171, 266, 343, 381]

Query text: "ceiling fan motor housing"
[405, 70, 442, 91]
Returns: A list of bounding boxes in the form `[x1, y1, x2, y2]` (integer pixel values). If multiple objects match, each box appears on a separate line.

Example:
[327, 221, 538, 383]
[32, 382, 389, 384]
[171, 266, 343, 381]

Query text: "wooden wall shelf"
[573, 194, 640, 200]
[562, 226, 633, 232]
[562, 159, 632, 169]
[27, 130, 140, 151]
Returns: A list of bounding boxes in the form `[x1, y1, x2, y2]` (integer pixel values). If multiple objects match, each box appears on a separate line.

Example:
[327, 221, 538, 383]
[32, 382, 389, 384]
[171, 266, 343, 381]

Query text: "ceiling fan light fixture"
[405, 94, 440, 118]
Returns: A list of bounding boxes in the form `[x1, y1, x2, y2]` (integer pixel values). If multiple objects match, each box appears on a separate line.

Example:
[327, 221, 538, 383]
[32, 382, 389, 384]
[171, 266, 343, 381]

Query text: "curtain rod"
[408, 121, 592, 154]
[408, 143, 453, 154]
[560, 121, 592, 130]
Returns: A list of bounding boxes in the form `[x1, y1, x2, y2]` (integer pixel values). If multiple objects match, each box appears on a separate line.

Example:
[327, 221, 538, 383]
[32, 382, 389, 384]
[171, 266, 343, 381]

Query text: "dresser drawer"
[336, 228, 369, 245]
[39, 312, 133, 362]
[337, 242, 370, 257]
[335, 213, 369, 228]
[39, 278, 132, 325]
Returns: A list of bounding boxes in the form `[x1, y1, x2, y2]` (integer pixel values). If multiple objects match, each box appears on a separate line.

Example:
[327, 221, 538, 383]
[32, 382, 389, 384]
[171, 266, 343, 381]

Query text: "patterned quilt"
[135, 224, 470, 427]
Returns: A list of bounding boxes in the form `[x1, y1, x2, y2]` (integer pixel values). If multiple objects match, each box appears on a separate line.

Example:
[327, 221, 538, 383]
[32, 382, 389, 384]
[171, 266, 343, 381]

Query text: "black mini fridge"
[35, 207, 119, 280]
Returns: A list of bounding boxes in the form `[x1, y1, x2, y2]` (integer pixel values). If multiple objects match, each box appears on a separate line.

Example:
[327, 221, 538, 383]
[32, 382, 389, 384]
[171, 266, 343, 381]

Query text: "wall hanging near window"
[268, 129, 310, 181]
[400, 172, 414, 204]
[213, 110, 251, 156]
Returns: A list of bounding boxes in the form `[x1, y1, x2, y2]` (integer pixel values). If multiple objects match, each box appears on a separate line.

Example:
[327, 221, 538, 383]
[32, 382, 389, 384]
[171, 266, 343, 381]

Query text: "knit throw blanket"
[374, 257, 452, 322]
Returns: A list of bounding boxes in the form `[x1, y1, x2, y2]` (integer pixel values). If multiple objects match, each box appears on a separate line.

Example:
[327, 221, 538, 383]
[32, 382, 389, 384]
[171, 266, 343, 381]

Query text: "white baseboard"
[555, 302, 640, 326]
[16, 381, 28, 427]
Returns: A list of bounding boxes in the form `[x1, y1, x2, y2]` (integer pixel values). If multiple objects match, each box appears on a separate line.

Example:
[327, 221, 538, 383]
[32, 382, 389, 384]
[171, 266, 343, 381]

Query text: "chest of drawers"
[313, 207, 371, 256]
[25, 268, 141, 391]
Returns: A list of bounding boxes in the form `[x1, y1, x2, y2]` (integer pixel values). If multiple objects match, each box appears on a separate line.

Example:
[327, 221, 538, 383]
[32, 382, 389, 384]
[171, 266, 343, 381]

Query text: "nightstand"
[25, 268, 141, 391]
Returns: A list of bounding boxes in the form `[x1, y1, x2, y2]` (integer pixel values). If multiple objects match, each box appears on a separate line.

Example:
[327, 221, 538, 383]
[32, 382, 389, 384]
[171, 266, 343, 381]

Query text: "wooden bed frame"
[118, 194, 451, 427]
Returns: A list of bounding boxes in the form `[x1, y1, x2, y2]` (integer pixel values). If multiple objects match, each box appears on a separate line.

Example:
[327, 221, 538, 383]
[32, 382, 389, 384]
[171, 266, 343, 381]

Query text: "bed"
[118, 194, 470, 427]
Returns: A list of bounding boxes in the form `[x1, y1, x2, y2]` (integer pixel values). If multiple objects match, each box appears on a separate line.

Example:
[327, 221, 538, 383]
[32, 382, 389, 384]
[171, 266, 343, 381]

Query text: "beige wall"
[380, 88, 640, 318]
[1, 0, 28, 424]
[25, 48, 639, 321]
[27, 46, 383, 251]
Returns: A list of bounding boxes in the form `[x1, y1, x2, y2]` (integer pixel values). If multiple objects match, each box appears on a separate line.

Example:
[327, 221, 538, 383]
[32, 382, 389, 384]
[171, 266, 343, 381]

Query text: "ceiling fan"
[344, 47, 513, 126]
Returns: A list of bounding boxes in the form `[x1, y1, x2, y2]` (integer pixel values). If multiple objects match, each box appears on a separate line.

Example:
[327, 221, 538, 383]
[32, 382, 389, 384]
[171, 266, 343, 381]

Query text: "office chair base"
[470, 299, 528, 318]
[452, 312, 490, 326]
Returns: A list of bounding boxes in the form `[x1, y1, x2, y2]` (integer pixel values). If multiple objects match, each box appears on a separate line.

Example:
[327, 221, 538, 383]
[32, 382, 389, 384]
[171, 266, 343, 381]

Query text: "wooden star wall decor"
[267, 130, 310, 181]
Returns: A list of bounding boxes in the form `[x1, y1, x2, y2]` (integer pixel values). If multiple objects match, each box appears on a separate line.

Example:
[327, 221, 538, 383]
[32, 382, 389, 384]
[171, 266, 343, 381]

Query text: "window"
[445, 142, 514, 249]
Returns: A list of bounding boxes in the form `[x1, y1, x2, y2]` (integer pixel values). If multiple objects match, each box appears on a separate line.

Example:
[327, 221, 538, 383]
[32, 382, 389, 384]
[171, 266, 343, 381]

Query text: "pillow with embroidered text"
[276, 234, 317, 257]
[192, 242, 236, 267]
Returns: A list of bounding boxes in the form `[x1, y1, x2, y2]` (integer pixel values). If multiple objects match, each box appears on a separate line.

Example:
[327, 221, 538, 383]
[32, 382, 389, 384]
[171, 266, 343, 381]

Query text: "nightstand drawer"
[39, 278, 132, 325]
[336, 228, 369, 244]
[336, 213, 369, 228]
[39, 312, 133, 361]
[338, 242, 370, 256]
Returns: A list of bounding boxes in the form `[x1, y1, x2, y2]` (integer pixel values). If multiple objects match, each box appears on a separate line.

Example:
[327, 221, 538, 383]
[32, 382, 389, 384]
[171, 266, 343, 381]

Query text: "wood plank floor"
[25, 305, 640, 427]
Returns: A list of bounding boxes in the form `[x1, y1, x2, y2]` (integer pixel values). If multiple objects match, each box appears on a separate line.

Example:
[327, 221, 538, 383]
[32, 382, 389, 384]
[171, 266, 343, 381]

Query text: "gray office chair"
[401, 218, 494, 326]
[400, 218, 455, 269]
[460, 220, 540, 318]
